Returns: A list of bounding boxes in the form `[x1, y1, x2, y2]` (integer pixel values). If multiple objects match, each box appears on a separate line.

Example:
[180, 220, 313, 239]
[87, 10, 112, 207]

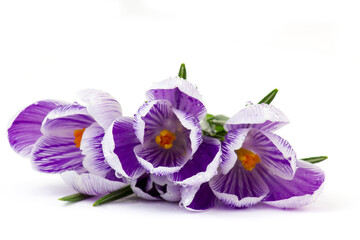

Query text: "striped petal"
[209, 161, 269, 208]
[134, 144, 189, 175]
[61, 171, 126, 196]
[81, 123, 123, 182]
[102, 117, 145, 179]
[31, 135, 84, 173]
[8, 100, 64, 157]
[225, 104, 289, 132]
[250, 130, 298, 180]
[78, 89, 122, 130]
[41, 104, 94, 138]
[170, 136, 221, 186]
[146, 77, 207, 119]
[260, 160, 325, 208]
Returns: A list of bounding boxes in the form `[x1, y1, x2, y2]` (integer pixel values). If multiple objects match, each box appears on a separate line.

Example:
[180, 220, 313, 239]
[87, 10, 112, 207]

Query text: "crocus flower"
[102, 77, 222, 199]
[8, 89, 125, 194]
[181, 103, 325, 210]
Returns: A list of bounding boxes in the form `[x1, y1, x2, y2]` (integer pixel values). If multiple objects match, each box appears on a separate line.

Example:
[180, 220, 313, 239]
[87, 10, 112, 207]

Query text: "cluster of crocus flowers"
[7, 64, 326, 210]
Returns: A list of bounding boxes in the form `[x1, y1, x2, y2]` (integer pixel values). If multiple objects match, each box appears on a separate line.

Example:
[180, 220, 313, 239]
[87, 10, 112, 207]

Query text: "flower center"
[155, 129, 176, 149]
[73, 128, 85, 148]
[236, 148, 261, 171]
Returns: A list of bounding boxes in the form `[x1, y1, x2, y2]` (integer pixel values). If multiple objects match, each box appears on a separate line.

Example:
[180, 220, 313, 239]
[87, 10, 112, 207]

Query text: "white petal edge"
[147, 77, 204, 103]
[225, 103, 289, 132]
[42, 103, 89, 122]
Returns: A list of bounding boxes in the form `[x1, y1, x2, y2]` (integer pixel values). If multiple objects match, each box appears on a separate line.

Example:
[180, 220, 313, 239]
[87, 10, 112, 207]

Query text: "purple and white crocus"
[181, 103, 325, 210]
[102, 77, 222, 200]
[8, 90, 126, 195]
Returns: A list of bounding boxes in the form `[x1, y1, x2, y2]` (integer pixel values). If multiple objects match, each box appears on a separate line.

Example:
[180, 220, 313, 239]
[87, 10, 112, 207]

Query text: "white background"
[0, 0, 359, 239]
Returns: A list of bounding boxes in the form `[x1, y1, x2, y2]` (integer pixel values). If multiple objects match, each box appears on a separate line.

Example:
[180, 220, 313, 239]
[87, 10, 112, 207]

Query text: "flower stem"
[93, 185, 134, 207]
[58, 193, 93, 202]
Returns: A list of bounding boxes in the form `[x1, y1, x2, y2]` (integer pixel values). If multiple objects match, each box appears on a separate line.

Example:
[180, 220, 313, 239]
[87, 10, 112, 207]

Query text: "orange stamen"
[236, 148, 261, 171]
[73, 128, 85, 148]
[155, 129, 176, 149]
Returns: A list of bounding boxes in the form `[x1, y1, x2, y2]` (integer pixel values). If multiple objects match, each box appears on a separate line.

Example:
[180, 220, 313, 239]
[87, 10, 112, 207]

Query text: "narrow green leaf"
[59, 193, 92, 202]
[301, 156, 328, 164]
[93, 185, 134, 207]
[178, 63, 187, 80]
[258, 89, 278, 104]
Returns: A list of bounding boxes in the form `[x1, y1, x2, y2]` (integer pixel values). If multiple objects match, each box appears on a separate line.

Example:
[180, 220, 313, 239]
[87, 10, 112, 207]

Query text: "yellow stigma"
[236, 148, 261, 171]
[73, 128, 86, 148]
[155, 129, 176, 149]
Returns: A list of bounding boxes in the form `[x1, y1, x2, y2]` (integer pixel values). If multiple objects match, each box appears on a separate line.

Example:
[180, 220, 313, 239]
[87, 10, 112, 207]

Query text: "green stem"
[59, 193, 93, 202]
[93, 185, 134, 207]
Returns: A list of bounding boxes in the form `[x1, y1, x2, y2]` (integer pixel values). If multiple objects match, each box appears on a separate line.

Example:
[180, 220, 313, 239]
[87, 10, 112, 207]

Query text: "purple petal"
[134, 144, 189, 175]
[180, 183, 218, 211]
[209, 160, 269, 208]
[146, 77, 207, 119]
[249, 130, 298, 180]
[225, 104, 289, 132]
[260, 160, 325, 208]
[78, 89, 122, 130]
[41, 104, 94, 138]
[8, 100, 65, 157]
[31, 135, 84, 173]
[220, 128, 251, 174]
[102, 117, 145, 179]
[170, 136, 221, 186]
[61, 171, 126, 196]
[81, 123, 124, 182]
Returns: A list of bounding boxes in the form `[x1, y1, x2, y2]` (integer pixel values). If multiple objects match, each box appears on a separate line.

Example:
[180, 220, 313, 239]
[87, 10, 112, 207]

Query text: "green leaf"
[93, 185, 134, 207]
[178, 63, 187, 80]
[208, 114, 230, 125]
[205, 114, 214, 121]
[258, 89, 278, 104]
[202, 114, 230, 141]
[58, 193, 93, 202]
[301, 156, 328, 164]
